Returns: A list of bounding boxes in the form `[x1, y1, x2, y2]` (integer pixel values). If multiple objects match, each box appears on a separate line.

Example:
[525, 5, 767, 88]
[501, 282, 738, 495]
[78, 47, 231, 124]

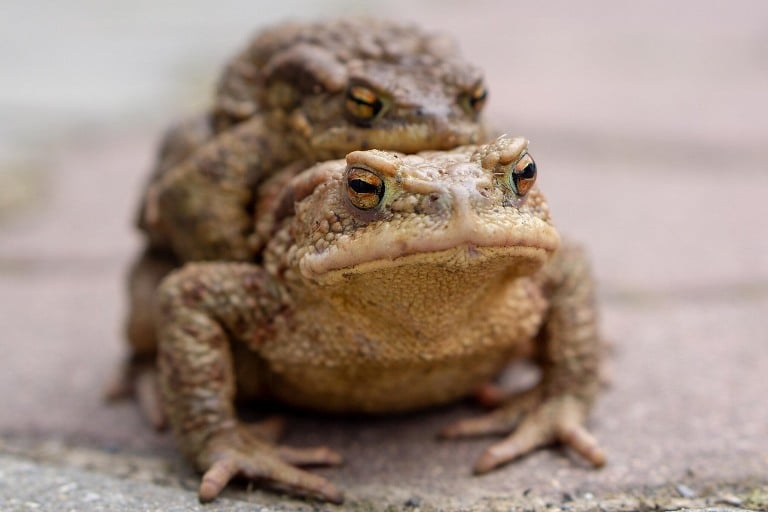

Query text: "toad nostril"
[474, 178, 494, 197]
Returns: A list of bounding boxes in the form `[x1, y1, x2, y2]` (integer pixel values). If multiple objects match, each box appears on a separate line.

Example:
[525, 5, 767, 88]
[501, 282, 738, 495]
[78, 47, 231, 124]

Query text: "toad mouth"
[299, 228, 559, 283]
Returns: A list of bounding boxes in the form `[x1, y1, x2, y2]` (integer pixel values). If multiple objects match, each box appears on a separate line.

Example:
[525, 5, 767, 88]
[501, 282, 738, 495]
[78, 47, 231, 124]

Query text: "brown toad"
[156, 136, 605, 503]
[123, 19, 489, 395]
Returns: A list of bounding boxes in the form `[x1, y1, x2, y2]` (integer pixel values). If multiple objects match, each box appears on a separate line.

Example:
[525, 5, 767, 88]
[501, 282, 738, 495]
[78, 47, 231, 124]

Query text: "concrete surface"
[1, 1, 767, 511]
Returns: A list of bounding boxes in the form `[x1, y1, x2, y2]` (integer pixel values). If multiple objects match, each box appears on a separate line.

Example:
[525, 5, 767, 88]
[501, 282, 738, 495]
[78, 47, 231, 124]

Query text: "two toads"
[120, 18, 605, 503]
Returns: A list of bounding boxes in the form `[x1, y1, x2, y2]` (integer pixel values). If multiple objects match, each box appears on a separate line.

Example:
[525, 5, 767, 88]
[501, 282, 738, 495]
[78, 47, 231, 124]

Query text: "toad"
[155, 136, 605, 503]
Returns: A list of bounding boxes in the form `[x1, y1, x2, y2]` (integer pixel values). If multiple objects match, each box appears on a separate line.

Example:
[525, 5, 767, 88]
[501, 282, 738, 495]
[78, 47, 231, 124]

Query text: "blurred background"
[0, 0, 766, 509]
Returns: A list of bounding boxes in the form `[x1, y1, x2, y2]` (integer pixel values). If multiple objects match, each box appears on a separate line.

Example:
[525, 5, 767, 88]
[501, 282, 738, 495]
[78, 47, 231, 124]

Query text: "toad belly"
[262, 347, 526, 413]
[256, 278, 546, 413]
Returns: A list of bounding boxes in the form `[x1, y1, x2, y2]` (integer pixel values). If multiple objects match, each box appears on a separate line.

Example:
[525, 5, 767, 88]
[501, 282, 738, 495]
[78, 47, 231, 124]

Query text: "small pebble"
[717, 493, 742, 506]
[404, 497, 421, 508]
[57, 482, 77, 494]
[675, 483, 697, 498]
[82, 492, 101, 503]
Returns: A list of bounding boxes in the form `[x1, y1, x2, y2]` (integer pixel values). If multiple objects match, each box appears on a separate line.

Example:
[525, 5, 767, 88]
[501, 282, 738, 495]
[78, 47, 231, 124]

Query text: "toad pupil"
[469, 89, 487, 110]
[353, 95, 382, 113]
[517, 161, 536, 180]
[347, 87, 383, 119]
[511, 159, 537, 196]
[349, 178, 380, 195]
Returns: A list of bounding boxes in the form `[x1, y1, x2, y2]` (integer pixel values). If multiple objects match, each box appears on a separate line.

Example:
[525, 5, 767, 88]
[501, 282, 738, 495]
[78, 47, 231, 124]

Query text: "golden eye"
[346, 84, 385, 125]
[461, 84, 488, 115]
[510, 153, 537, 196]
[346, 167, 385, 210]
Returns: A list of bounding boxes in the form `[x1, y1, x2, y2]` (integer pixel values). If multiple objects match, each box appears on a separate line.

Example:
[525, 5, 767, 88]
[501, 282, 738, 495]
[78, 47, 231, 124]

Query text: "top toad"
[140, 18, 488, 262]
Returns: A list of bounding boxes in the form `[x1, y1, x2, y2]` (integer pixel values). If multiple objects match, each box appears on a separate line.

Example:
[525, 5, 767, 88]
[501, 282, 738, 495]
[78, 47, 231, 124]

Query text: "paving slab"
[0, 454, 261, 512]
[1, 1, 767, 511]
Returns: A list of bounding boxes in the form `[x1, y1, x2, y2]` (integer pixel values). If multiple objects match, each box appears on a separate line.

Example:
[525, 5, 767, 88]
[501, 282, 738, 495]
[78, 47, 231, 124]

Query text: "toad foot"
[442, 388, 605, 472]
[197, 424, 343, 504]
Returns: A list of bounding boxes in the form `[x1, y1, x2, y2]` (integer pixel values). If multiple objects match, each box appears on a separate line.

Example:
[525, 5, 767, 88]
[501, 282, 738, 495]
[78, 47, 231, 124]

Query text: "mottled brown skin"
[155, 136, 605, 503]
[124, 19, 489, 381]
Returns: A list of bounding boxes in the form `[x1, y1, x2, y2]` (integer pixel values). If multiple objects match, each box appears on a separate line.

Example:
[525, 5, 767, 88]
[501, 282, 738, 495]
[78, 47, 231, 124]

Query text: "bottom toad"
[156, 135, 605, 503]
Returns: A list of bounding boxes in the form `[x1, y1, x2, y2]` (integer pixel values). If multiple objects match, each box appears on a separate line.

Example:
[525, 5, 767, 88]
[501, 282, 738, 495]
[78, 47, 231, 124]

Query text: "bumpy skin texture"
[156, 136, 605, 503]
[125, 18, 489, 366]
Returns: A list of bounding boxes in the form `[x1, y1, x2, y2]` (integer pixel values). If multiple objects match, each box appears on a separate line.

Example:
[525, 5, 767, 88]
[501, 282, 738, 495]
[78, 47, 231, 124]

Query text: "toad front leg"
[442, 244, 606, 471]
[146, 117, 294, 262]
[156, 263, 343, 503]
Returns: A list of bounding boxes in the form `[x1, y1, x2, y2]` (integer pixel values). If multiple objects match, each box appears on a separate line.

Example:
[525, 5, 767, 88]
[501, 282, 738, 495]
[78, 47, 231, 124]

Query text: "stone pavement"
[1, 1, 767, 511]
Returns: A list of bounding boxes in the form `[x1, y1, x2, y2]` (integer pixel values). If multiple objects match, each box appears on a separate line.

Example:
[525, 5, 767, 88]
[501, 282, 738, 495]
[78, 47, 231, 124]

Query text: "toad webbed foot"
[197, 423, 344, 504]
[441, 385, 605, 472]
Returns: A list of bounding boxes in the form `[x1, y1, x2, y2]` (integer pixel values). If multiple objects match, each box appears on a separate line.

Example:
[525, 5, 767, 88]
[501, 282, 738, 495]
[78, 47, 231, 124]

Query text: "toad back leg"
[156, 262, 343, 503]
[106, 248, 177, 428]
[113, 114, 214, 423]
[442, 243, 606, 471]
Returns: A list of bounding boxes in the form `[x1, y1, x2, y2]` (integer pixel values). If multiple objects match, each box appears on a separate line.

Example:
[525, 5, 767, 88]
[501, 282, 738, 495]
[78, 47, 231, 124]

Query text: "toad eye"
[460, 84, 488, 115]
[346, 167, 385, 210]
[510, 153, 537, 196]
[346, 84, 386, 125]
